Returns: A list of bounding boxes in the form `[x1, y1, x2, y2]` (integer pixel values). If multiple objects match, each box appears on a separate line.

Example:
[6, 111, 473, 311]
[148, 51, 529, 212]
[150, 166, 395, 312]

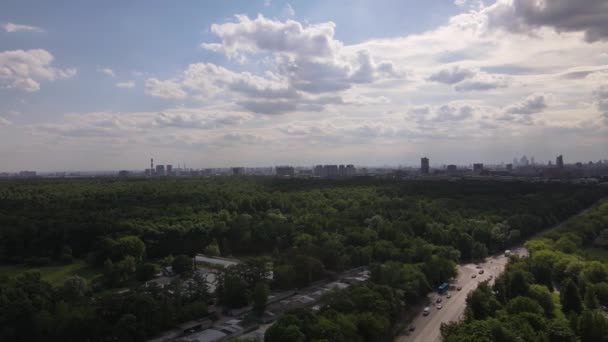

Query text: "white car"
[436, 303, 443, 309]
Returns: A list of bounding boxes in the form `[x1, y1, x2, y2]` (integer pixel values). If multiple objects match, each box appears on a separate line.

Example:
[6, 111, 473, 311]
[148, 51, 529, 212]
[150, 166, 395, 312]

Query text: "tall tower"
[150, 158, 154, 170]
[556, 155, 564, 169]
[421, 157, 430, 175]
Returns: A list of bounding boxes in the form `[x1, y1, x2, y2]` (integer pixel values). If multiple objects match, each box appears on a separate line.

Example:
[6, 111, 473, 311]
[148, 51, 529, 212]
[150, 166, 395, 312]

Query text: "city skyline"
[1, 0, 607, 171]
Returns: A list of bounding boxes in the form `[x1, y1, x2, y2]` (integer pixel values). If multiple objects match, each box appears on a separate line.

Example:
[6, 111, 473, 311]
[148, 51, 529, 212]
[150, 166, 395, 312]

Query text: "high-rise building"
[446, 164, 457, 175]
[339, 164, 346, 177]
[473, 163, 484, 173]
[166, 165, 173, 175]
[420, 157, 430, 175]
[156, 164, 165, 176]
[345, 164, 356, 177]
[313, 165, 325, 177]
[506, 163, 513, 171]
[325, 165, 339, 177]
[232, 167, 244, 176]
[556, 155, 564, 169]
[275, 166, 295, 177]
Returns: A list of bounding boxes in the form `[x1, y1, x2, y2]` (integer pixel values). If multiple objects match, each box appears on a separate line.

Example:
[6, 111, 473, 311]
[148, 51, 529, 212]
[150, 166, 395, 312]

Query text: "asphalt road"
[395, 247, 528, 342]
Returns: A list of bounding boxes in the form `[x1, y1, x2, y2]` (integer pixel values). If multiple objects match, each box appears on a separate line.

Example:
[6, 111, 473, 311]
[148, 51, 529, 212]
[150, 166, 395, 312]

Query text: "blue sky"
[0, 0, 607, 171]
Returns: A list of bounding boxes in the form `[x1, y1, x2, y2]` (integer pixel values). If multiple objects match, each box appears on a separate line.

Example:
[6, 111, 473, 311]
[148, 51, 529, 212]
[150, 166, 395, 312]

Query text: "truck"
[504, 250, 511, 257]
[437, 282, 449, 294]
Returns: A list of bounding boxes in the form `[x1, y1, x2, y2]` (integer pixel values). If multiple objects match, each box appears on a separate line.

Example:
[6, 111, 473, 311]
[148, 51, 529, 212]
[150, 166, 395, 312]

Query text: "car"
[475, 265, 482, 269]
[456, 286, 462, 291]
[436, 303, 443, 309]
[423, 307, 430, 316]
[488, 275, 493, 280]
[472, 274, 477, 278]
[409, 325, 416, 332]
[436, 297, 442, 303]
[479, 269, 484, 274]
[446, 293, 452, 298]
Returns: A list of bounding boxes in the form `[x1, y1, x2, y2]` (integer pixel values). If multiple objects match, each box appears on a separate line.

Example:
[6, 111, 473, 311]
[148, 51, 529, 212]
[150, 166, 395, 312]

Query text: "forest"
[0, 177, 605, 341]
[442, 199, 608, 342]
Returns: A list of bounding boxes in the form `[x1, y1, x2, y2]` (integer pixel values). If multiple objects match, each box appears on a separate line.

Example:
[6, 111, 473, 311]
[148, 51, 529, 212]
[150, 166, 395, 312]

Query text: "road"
[395, 247, 528, 342]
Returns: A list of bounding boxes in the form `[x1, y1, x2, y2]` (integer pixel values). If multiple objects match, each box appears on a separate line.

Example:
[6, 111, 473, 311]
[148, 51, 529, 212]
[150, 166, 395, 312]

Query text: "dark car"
[436, 297, 442, 303]
[479, 269, 484, 274]
[472, 274, 477, 278]
[409, 325, 416, 332]
[456, 286, 462, 291]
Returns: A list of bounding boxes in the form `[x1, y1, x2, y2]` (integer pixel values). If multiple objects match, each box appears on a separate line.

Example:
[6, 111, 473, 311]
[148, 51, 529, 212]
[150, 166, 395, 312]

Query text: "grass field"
[0, 260, 100, 286]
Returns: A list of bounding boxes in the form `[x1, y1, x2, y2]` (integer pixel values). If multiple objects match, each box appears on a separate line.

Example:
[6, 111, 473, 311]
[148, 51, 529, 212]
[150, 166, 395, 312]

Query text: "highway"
[395, 247, 528, 342]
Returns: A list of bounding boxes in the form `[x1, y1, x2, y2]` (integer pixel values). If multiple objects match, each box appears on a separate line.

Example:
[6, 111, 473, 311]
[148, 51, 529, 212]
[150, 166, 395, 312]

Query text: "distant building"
[421, 157, 430, 175]
[275, 166, 295, 177]
[118, 170, 130, 177]
[339, 164, 346, 177]
[232, 167, 244, 176]
[473, 163, 484, 173]
[313, 165, 325, 177]
[156, 165, 165, 176]
[446, 164, 457, 175]
[506, 163, 513, 171]
[325, 165, 339, 177]
[166, 165, 173, 175]
[18, 170, 37, 177]
[556, 155, 564, 169]
[345, 164, 356, 177]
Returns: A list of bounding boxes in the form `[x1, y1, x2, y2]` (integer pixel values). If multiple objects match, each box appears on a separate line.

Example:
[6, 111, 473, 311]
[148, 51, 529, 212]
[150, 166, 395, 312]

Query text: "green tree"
[172, 255, 194, 275]
[528, 284, 555, 317]
[115, 236, 146, 262]
[560, 279, 582, 314]
[253, 281, 269, 316]
[578, 309, 608, 342]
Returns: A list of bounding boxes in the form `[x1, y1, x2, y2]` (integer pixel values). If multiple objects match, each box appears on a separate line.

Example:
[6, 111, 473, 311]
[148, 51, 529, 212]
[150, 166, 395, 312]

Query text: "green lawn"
[0, 260, 100, 286]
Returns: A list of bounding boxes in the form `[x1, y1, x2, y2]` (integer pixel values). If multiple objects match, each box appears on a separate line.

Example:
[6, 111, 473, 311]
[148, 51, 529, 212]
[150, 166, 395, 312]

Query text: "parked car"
[475, 265, 482, 269]
[456, 286, 462, 291]
[472, 274, 477, 278]
[436, 303, 443, 309]
[479, 269, 484, 274]
[436, 297, 442, 303]
[409, 325, 416, 332]
[446, 293, 452, 298]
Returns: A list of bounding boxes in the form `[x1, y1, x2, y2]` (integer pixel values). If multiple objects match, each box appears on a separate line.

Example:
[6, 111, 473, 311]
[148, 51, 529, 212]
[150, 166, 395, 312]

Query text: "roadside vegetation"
[442, 200, 608, 342]
[0, 178, 605, 341]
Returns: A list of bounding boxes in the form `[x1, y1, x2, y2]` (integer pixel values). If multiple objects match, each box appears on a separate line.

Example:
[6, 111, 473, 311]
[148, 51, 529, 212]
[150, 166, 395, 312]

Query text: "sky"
[0, 0, 607, 171]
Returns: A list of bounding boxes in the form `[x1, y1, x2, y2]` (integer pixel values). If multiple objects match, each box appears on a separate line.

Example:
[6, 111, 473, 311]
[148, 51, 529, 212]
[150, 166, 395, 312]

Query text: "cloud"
[408, 103, 476, 123]
[283, 3, 295, 17]
[154, 111, 253, 129]
[505, 93, 548, 115]
[454, 74, 508, 91]
[202, 14, 339, 58]
[486, 0, 608, 42]
[408, 106, 431, 116]
[0, 117, 11, 127]
[0, 49, 76, 92]
[595, 86, 608, 121]
[201, 15, 399, 96]
[145, 78, 187, 99]
[115, 80, 135, 89]
[428, 66, 475, 84]
[3, 22, 44, 33]
[434, 105, 474, 121]
[98, 68, 115, 77]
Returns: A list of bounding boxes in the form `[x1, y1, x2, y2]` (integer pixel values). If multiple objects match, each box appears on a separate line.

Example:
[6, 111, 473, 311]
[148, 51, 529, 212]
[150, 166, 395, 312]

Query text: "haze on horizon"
[1, 0, 607, 172]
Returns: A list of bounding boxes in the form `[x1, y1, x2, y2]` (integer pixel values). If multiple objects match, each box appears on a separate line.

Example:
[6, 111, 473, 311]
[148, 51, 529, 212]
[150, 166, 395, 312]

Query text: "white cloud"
[0, 117, 11, 127]
[144, 78, 187, 99]
[0, 49, 76, 92]
[3, 22, 44, 33]
[283, 3, 295, 17]
[115, 80, 135, 89]
[98, 68, 115, 77]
